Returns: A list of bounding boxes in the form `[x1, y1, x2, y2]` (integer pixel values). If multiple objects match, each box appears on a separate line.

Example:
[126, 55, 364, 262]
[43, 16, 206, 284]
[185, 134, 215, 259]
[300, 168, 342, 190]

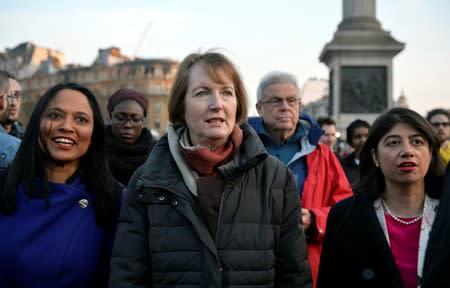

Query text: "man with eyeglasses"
[0, 70, 20, 170]
[248, 71, 352, 286]
[426, 108, 450, 166]
[1, 71, 25, 139]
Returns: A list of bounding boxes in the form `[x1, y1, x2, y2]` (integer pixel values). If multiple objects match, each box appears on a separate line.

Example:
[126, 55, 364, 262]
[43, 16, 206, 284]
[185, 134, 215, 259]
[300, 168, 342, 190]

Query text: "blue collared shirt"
[257, 124, 307, 165]
[256, 123, 309, 195]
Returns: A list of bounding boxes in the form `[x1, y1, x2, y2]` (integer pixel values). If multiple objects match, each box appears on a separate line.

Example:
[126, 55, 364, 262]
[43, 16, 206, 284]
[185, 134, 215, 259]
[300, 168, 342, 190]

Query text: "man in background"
[317, 116, 337, 152]
[339, 119, 370, 185]
[426, 108, 450, 167]
[2, 71, 25, 139]
[0, 70, 20, 169]
[248, 71, 352, 286]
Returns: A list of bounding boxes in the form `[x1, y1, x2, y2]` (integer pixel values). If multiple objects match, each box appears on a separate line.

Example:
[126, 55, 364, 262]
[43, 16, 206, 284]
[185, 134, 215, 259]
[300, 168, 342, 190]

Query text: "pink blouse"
[385, 213, 422, 288]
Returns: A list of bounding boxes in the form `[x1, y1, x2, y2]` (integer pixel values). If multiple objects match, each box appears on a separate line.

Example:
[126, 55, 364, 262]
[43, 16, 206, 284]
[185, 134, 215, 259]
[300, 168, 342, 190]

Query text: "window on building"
[154, 67, 163, 78]
[153, 85, 162, 94]
[154, 102, 161, 113]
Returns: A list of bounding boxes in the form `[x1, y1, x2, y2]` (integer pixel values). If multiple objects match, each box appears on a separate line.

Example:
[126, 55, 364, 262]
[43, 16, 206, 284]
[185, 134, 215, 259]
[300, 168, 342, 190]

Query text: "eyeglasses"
[431, 122, 450, 128]
[112, 113, 144, 126]
[260, 96, 301, 107]
[7, 91, 24, 101]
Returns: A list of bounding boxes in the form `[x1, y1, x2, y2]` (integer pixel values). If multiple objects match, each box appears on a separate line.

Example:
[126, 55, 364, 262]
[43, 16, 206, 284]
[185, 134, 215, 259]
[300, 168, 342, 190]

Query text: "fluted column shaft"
[343, 0, 376, 19]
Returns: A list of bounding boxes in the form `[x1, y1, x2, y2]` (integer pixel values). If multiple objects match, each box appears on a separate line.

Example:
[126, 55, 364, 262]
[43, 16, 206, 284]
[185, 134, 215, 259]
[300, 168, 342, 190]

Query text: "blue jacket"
[248, 113, 323, 194]
[0, 127, 20, 170]
[248, 114, 353, 284]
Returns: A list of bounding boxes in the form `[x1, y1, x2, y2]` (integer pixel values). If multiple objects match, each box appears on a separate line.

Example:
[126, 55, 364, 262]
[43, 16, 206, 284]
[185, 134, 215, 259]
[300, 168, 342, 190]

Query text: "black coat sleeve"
[109, 172, 152, 288]
[315, 199, 345, 288]
[275, 168, 312, 288]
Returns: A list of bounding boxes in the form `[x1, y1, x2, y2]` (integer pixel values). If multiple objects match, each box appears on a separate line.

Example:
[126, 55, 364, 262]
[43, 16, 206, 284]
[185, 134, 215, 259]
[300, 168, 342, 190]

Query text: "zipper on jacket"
[213, 176, 240, 274]
[140, 177, 225, 277]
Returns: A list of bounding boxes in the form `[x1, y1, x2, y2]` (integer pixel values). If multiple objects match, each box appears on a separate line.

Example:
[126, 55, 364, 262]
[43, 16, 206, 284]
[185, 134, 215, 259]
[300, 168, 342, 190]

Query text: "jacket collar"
[247, 113, 323, 163]
[138, 122, 267, 195]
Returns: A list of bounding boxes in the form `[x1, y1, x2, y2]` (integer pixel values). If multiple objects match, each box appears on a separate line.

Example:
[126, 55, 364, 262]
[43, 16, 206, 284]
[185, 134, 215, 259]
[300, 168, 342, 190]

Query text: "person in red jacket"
[248, 71, 353, 286]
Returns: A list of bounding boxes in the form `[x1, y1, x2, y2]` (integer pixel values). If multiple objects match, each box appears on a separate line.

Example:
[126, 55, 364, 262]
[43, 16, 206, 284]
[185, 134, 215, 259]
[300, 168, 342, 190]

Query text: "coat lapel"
[334, 193, 404, 286]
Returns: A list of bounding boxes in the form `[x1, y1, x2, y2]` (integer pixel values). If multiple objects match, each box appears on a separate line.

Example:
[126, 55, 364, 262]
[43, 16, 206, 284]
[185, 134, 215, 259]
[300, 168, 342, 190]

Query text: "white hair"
[256, 71, 300, 102]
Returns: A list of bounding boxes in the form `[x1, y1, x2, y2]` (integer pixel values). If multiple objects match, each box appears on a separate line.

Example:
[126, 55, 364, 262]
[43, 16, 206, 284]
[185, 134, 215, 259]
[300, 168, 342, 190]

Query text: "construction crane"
[134, 21, 153, 57]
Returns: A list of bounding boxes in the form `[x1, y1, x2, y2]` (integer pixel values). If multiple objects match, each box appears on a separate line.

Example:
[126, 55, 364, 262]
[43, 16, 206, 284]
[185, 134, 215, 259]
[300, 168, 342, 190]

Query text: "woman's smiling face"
[40, 88, 94, 169]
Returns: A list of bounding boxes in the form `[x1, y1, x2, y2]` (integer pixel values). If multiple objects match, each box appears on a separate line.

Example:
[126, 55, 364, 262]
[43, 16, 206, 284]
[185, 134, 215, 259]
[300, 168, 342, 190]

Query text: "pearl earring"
[375, 162, 379, 167]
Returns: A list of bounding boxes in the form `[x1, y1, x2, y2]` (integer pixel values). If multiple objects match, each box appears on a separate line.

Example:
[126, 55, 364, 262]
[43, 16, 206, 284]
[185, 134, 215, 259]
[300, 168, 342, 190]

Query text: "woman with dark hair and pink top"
[317, 107, 447, 288]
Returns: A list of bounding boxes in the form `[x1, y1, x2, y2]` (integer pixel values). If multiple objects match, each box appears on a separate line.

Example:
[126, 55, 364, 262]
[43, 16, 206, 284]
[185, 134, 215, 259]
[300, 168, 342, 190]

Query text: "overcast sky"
[1, 0, 449, 116]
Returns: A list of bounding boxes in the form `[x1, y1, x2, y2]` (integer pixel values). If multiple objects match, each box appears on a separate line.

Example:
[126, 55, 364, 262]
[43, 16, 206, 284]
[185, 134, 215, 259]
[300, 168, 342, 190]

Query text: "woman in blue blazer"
[0, 83, 123, 287]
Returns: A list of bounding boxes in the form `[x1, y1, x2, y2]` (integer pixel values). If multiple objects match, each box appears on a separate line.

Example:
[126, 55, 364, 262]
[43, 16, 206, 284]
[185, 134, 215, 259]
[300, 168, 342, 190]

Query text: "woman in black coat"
[317, 108, 447, 288]
[109, 51, 312, 287]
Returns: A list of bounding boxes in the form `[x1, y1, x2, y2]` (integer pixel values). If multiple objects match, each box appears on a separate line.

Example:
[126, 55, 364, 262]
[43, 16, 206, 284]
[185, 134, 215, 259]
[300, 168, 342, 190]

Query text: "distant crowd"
[0, 51, 449, 288]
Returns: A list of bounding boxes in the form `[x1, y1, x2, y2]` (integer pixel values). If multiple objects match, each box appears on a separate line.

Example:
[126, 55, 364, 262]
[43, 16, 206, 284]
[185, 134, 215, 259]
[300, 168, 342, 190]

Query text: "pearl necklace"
[381, 198, 423, 225]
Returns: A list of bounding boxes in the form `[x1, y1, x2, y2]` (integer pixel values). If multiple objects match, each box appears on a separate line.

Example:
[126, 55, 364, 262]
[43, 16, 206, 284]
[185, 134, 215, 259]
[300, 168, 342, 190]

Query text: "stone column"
[319, 0, 404, 138]
[343, 0, 376, 18]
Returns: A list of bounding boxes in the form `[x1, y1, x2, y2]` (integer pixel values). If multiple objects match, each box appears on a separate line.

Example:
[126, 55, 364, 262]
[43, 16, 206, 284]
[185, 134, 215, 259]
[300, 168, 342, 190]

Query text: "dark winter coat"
[317, 166, 450, 288]
[421, 163, 450, 287]
[339, 152, 359, 186]
[109, 123, 312, 287]
[105, 125, 156, 186]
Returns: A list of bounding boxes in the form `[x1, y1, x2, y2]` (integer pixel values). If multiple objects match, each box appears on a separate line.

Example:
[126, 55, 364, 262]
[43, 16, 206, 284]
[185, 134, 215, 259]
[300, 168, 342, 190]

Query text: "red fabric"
[301, 143, 353, 286]
[181, 127, 243, 239]
[181, 126, 243, 176]
[385, 214, 421, 288]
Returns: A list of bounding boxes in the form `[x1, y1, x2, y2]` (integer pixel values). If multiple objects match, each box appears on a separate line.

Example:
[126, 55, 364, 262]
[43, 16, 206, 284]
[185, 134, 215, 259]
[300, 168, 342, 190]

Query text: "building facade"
[301, 78, 329, 118]
[1, 43, 179, 136]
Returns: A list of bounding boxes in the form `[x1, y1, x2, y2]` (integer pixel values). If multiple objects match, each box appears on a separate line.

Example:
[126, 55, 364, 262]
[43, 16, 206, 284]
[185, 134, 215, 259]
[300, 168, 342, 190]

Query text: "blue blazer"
[0, 175, 121, 287]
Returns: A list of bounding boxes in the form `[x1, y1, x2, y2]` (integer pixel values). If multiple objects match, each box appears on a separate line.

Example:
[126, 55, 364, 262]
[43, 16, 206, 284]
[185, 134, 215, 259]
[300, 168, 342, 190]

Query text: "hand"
[301, 208, 311, 230]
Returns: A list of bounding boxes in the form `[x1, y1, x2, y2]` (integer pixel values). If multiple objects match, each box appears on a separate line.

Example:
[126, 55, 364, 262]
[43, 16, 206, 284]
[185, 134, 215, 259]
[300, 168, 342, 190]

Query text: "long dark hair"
[354, 107, 445, 201]
[0, 82, 121, 227]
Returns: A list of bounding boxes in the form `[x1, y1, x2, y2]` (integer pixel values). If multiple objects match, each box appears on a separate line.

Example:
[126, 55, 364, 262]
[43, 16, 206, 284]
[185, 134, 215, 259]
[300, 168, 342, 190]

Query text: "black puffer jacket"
[109, 123, 312, 287]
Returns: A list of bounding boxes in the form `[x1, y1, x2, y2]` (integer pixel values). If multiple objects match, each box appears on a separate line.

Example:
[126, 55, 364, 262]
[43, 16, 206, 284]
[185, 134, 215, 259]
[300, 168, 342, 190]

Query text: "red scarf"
[181, 126, 243, 176]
